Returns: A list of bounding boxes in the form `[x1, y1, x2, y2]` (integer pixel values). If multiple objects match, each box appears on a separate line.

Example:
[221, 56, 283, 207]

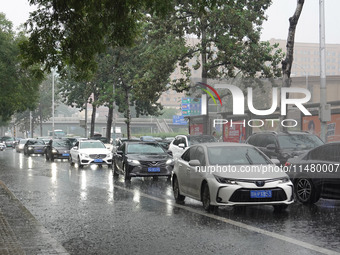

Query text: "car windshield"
[2, 137, 14, 141]
[277, 134, 323, 150]
[27, 140, 45, 145]
[52, 140, 71, 147]
[207, 146, 271, 165]
[188, 135, 216, 145]
[127, 143, 165, 154]
[80, 141, 105, 149]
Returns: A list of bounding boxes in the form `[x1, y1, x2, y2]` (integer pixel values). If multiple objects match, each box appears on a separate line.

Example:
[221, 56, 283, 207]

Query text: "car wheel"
[78, 157, 84, 168]
[69, 155, 74, 166]
[202, 183, 217, 212]
[295, 177, 321, 204]
[173, 177, 185, 203]
[273, 204, 288, 212]
[124, 165, 131, 182]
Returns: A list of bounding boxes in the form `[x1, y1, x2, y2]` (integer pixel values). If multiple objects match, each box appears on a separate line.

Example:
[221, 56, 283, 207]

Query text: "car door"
[170, 136, 186, 159]
[187, 146, 206, 199]
[71, 141, 79, 161]
[176, 147, 195, 195]
[115, 143, 126, 172]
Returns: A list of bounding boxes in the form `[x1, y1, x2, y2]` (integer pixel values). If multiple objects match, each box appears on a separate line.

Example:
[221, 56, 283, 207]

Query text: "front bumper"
[208, 179, 294, 206]
[128, 164, 173, 177]
[79, 155, 112, 165]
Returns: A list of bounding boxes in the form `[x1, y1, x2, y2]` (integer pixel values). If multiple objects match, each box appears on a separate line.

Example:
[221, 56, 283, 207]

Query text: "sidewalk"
[0, 181, 69, 255]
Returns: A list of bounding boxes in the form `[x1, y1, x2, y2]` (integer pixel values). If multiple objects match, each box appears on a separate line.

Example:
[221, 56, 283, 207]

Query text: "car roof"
[192, 142, 253, 148]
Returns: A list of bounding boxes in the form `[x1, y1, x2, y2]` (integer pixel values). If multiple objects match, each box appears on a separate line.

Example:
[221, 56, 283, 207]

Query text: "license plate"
[62, 153, 69, 156]
[94, 159, 103, 163]
[250, 190, 272, 198]
[148, 167, 160, 172]
[36, 150, 42, 153]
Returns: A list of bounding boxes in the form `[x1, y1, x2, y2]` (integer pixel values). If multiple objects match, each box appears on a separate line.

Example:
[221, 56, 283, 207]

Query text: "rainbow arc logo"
[196, 82, 222, 106]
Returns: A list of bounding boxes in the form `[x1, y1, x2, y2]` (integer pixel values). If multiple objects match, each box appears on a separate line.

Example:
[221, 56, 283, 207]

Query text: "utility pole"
[52, 69, 55, 139]
[319, 0, 330, 142]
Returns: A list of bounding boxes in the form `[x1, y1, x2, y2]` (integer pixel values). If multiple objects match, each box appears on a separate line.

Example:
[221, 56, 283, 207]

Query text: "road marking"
[114, 183, 340, 255]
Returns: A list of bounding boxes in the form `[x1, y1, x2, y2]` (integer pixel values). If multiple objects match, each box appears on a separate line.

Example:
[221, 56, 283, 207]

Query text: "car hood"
[206, 164, 288, 180]
[53, 146, 70, 151]
[78, 148, 110, 154]
[127, 154, 170, 161]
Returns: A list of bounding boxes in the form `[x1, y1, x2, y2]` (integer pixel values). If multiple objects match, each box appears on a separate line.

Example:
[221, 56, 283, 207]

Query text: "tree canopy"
[0, 13, 42, 123]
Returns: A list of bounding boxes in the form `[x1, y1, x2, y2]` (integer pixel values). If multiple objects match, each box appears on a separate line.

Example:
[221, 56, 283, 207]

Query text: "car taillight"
[285, 162, 291, 167]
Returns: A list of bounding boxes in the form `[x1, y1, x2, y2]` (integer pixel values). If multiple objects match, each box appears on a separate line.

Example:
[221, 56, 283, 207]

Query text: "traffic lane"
[0, 150, 339, 254]
[113, 176, 340, 253]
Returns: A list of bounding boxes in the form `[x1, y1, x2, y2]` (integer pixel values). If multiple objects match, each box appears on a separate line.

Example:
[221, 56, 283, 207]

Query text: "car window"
[246, 134, 258, 145]
[178, 137, 186, 146]
[52, 140, 71, 147]
[207, 146, 271, 165]
[181, 147, 194, 162]
[188, 135, 216, 146]
[126, 143, 165, 154]
[263, 135, 277, 147]
[80, 141, 105, 149]
[277, 134, 323, 150]
[309, 144, 340, 162]
[191, 146, 206, 165]
[173, 138, 180, 146]
[27, 140, 45, 145]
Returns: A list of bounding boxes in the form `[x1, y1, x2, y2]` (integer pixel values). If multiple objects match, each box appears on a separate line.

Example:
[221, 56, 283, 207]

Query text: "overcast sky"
[1, 0, 340, 44]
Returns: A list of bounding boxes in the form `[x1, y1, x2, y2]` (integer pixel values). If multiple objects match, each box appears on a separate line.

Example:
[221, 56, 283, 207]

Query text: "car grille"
[139, 160, 166, 167]
[89, 154, 107, 159]
[229, 188, 287, 202]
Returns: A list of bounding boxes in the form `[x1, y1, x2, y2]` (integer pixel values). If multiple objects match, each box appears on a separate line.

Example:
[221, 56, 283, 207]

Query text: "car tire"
[173, 177, 185, 203]
[202, 183, 217, 212]
[78, 157, 84, 168]
[294, 177, 321, 204]
[273, 204, 288, 212]
[124, 165, 131, 182]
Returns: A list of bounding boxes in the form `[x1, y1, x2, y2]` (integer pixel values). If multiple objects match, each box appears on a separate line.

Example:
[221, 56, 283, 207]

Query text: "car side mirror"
[116, 150, 123, 155]
[72, 146, 78, 150]
[189, 159, 201, 167]
[178, 143, 186, 149]
[266, 144, 277, 150]
[167, 150, 173, 156]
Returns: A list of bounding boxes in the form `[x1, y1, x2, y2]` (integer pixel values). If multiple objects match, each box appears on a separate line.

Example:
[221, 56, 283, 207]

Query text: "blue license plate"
[148, 167, 160, 172]
[62, 153, 69, 156]
[250, 190, 272, 198]
[94, 159, 103, 163]
[36, 150, 42, 153]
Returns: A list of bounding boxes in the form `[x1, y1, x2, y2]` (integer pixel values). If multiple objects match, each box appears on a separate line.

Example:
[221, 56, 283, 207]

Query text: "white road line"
[114, 184, 340, 255]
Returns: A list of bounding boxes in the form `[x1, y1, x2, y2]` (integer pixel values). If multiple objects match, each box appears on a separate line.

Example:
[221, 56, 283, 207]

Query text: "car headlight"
[166, 159, 174, 165]
[107, 153, 113, 158]
[80, 153, 89, 158]
[52, 149, 58, 154]
[127, 159, 140, 165]
[214, 175, 238, 185]
[28, 146, 33, 150]
[278, 177, 290, 183]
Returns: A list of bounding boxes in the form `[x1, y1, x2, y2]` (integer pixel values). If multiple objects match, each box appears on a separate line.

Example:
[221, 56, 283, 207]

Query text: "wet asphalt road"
[0, 149, 340, 255]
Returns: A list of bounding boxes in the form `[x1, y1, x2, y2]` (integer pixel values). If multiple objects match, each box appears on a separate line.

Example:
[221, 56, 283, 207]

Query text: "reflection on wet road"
[0, 150, 340, 255]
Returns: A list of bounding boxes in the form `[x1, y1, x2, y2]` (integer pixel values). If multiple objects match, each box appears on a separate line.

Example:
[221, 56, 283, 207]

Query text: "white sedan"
[172, 143, 294, 212]
[70, 140, 113, 168]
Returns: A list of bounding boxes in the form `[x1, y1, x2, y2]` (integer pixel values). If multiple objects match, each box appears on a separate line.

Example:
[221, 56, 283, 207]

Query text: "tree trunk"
[124, 87, 131, 139]
[106, 104, 113, 140]
[281, 0, 305, 130]
[90, 93, 98, 138]
[39, 104, 43, 136]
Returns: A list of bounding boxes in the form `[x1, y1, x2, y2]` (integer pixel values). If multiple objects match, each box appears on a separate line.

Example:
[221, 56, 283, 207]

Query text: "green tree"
[0, 13, 42, 124]
[20, 0, 174, 78]
[171, 0, 283, 91]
